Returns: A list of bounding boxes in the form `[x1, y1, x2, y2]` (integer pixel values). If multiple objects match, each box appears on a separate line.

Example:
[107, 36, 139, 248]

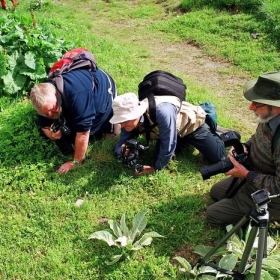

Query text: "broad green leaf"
[227, 240, 245, 259]
[266, 236, 277, 254]
[198, 265, 217, 274]
[134, 237, 152, 248]
[120, 212, 130, 236]
[259, 270, 274, 280]
[229, 234, 244, 250]
[131, 209, 148, 242]
[219, 254, 238, 270]
[173, 256, 192, 271]
[2, 72, 25, 95]
[88, 230, 118, 247]
[108, 219, 123, 237]
[216, 271, 229, 278]
[24, 52, 36, 70]
[261, 265, 280, 278]
[198, 275, 217, 279]
[8, 52, 19, 70]
[244, 272, 255, 280]
[194, 245, 213, 257]
[133, 231, 164, 248]
[105, 254, 123, 265]
[262, 258, 280, 269]
[194, 245, 227, 258]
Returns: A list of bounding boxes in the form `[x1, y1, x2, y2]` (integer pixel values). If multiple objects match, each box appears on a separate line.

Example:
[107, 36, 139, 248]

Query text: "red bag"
[48, 48, 97, 104]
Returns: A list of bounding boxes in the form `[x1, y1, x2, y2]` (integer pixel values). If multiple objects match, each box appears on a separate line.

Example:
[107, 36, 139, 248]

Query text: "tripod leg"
[237, 225, 258, 274]
[198, 215, 250, 266]
[254, 226, 267, 280]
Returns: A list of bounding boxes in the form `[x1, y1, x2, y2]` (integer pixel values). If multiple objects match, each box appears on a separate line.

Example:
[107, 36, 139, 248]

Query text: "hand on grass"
[57, 161, 76, 174]
[134, 165, 155, 176]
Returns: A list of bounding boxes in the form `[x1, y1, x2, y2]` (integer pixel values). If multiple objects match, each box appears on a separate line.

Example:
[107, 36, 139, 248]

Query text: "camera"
[50, 116, 72, 136]
[200, 131, 247, 180]
[121, 139, 148, 173]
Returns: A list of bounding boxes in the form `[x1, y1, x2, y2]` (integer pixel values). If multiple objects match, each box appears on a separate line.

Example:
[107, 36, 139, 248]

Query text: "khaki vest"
[137, 96, 206, 139]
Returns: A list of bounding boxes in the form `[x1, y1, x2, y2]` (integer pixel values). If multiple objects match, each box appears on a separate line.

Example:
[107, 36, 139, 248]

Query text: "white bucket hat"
[110, 92, 148, 124]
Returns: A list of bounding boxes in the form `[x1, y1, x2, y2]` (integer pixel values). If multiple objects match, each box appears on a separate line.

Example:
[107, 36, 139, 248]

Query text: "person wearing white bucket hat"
[206, 72, 280, 226]
[110, 92, 226, 175]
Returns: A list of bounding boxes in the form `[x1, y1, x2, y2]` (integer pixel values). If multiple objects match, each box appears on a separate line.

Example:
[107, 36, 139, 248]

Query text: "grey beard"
[254, 106, 274, 123]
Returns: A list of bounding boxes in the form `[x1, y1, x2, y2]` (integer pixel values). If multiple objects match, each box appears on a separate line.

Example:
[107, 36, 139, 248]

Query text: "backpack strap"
[271, 124, 280, 153]
[146, 92, 157, 124]
[142, 114, 157, 145]
[142, 93, 158, 145]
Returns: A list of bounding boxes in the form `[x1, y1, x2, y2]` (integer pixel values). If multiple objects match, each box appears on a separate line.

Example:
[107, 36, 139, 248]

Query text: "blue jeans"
[181, 123, 226, 163]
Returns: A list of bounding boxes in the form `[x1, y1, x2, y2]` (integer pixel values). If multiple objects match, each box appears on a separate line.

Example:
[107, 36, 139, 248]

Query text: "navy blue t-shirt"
[38, 68, 115, 134]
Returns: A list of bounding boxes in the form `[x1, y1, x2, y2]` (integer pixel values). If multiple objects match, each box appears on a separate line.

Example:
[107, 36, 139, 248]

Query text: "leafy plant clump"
[88, 209, 164, 265]
[174, 224, 280, 279]
[0, 12, 73, 97]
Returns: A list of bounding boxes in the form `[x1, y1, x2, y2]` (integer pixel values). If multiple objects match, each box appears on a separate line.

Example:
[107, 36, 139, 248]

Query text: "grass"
[156, 8, 280, 75]
[0, 0, 280, 279]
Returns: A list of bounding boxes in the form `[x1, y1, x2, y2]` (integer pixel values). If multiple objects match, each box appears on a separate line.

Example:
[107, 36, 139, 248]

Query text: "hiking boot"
[215, 125, 240, 139]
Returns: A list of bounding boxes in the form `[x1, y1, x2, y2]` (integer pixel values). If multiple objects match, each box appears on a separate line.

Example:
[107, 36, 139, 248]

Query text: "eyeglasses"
[251, 102, 267, 109]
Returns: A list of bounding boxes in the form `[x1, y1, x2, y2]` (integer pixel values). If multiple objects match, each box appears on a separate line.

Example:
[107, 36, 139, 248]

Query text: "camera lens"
[200, 158, 233, 180]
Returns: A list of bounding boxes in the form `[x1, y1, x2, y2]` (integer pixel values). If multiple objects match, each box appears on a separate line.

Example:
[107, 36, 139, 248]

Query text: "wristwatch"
[72, 159, 80, 166]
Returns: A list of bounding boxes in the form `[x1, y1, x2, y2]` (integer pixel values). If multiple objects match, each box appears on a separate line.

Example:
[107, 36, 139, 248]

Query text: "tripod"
[197, 189, 280, 280]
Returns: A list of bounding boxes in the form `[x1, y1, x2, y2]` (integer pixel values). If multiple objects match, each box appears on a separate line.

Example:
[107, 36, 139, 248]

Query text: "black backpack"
[138, 70, 186, 124]
[138, 70, 187, 143]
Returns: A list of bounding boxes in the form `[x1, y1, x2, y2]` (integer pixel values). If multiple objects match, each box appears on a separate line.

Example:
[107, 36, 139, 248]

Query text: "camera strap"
[271, 123, 280, 153]
[225, 177, 246, 198]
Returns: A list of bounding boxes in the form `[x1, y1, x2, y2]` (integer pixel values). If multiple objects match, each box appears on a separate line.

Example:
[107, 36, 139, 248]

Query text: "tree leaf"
[88, 230, 118, 247]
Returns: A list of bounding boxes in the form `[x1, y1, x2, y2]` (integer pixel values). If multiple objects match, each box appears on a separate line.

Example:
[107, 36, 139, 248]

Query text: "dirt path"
[88, 2, 256, 137]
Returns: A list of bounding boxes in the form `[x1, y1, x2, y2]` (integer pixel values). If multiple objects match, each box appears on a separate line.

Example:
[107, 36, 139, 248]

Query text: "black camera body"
[50, 116, 72, 136]
[121, 139, 148, 173]
[200, 131, 247, 180]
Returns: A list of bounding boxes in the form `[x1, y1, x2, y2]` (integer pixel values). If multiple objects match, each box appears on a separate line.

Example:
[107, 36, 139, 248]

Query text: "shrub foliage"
[0, 12, 73, 97]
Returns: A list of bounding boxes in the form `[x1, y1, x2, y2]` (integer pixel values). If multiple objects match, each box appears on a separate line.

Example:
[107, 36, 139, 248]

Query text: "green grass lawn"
[0, 0, 279, 279]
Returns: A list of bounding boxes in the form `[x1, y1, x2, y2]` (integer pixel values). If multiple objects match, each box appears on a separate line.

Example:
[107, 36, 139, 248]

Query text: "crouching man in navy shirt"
[30, 68, 119, 173]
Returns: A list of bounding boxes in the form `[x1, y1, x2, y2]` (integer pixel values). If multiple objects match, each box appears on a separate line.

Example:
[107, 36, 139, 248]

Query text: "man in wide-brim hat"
[207, 72, 280, 225]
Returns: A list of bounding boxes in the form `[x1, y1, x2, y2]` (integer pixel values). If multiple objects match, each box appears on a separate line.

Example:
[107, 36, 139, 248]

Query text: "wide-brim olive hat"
[243, 72, 280, 107]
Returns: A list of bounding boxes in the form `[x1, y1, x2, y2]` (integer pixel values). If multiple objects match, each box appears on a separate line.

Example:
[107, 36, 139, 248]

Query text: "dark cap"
[243, 72, 280, 107]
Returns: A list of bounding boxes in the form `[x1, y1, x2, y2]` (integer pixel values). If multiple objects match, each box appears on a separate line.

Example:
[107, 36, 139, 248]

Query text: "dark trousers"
[206, 176, 280, 225]
[181, 123, 226, 163]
